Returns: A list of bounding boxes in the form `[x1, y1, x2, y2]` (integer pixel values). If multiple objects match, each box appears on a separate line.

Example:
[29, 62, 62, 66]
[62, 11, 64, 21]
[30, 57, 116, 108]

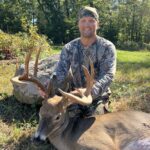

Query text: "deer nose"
[31, 133, 41, 142]
[31, 134, 49, 144]
[32, 136, 42, 142]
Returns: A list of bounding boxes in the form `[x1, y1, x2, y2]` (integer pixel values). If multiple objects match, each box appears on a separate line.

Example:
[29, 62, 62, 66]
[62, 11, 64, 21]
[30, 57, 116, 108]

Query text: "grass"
[0, 48, 150, 149]
[110, 50, 150, 112]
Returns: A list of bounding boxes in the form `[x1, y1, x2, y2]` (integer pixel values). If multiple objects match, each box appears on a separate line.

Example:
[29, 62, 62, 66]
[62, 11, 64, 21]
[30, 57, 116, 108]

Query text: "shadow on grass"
[0, 94, 40, 126]
[2, 134, 56, 150]
[0, 94, 57, 150]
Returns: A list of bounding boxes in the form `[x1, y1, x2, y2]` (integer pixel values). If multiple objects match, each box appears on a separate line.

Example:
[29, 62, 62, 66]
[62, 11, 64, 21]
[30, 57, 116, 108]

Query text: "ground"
[0, 49, 149, 150]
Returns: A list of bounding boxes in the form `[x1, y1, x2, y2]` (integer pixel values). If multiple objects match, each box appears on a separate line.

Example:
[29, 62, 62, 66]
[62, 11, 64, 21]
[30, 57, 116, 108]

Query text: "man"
[49, 6, 116, 116]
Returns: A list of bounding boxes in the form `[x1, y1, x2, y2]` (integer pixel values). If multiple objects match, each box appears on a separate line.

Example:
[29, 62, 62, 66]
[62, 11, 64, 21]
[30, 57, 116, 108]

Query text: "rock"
[11, 76, 44, 104]
[11, 54, 60, 104]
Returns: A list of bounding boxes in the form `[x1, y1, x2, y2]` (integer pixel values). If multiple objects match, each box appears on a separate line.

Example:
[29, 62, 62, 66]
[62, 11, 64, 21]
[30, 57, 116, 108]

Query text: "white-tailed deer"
[19, 52, 150, 150]
[32, 62, 150, 150]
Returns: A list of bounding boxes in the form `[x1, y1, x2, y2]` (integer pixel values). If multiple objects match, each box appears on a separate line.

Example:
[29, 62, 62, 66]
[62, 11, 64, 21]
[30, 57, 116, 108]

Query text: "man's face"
[78, 16, 98, 38]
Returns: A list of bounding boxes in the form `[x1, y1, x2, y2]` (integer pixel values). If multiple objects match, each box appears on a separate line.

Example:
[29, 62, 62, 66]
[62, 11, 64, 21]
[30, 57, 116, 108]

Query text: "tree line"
[0, 0, 150, 49]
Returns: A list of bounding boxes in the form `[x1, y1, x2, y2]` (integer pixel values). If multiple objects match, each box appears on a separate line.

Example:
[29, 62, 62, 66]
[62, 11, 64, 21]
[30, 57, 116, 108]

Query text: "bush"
[143, 43, 150, 50]
[0, 27, 51, 60]
[0, 30, 14, 59]
[117, 40, 150, 51]
[117, 41, 140, 50]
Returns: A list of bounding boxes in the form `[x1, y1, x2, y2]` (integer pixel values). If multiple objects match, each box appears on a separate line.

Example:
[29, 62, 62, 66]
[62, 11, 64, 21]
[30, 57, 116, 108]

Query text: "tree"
[0, 0, 149, 46]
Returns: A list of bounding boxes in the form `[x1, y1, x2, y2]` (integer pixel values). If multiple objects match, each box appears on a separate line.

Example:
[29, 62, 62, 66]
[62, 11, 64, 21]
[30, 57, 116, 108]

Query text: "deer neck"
[49, 115, 96, 150]
[49, 112, 81, 150]
[49, 111, 70, 139]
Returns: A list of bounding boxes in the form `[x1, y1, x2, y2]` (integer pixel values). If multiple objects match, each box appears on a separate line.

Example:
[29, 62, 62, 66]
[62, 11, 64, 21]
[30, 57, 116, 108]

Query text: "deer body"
[35, 100, 150, 150]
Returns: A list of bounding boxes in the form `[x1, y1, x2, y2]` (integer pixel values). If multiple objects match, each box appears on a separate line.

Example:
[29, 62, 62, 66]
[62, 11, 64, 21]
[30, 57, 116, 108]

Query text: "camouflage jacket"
[52, 35, 116, 98]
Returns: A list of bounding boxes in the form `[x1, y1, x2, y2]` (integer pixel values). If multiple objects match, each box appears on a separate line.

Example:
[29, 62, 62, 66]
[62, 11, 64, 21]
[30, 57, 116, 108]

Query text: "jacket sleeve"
[52, 45, 71, 83]
[91, 43, 116, 99]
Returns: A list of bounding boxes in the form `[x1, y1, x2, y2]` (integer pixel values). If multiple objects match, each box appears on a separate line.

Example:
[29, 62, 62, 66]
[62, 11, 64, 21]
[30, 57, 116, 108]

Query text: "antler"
[19, 49, 33, 80]
[19, 48, 48, 97]
[83, 58, 95, 96]
[34, 47, 41, 77]
[59, 59, 94, 106]
[47, 66, 73, 97]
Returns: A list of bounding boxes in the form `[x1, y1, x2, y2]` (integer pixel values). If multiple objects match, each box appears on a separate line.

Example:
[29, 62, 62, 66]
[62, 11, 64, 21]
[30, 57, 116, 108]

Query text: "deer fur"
[34, 96, 150, 150]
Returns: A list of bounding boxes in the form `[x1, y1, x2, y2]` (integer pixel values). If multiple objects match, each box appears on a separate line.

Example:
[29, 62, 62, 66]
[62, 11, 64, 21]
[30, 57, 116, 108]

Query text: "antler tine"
[59, 89, 92, 105]
[19, 49, 33, 80]
[83, 58, 95, 96]
[64, 66, 74, 82]
[34, 47, 41, 77]
[47, 66, 73, 97]
[58, 60, 94, 106]
[19, 48, 48, 98]
[68, 66, 73, 79]
[89, 58, 95, 81]
[82, 65, 91, 96]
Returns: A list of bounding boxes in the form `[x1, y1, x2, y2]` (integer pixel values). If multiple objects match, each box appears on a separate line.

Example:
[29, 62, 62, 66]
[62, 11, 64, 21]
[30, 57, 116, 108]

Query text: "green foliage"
[116, 0, 150, 43]
[143, 43, 150, 50]
[0, 0, 38, 33]
[0, 1, 22, 33]
[0, 26, 51, 60]
[117, 41, 140, 50]
[0, 0, 150, 48]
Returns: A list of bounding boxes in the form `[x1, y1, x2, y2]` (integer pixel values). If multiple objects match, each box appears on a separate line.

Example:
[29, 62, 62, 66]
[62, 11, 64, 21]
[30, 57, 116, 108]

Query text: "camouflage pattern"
[52, 35, 116, 100]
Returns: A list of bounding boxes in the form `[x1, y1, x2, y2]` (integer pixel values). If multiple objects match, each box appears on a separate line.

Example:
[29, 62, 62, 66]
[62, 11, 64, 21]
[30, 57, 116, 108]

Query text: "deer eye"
[54, 113, 62, 120]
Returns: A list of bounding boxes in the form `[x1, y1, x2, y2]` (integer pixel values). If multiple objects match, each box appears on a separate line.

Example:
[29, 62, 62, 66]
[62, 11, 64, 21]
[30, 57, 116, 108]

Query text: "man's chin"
[82, 34, 94, 38]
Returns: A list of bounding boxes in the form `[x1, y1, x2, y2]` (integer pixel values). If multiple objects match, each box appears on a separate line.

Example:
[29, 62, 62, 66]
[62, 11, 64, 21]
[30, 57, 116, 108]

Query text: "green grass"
[116, 50, 150, 84]
[0, 49, 150, 149]
[0, 64, 16, 95]
[117, 50, 150, 63]
[110, 50, 150, 112]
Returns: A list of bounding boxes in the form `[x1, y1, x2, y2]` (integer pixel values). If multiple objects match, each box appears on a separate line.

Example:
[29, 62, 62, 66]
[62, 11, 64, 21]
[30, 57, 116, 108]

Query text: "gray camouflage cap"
[78, 6, 99, 21]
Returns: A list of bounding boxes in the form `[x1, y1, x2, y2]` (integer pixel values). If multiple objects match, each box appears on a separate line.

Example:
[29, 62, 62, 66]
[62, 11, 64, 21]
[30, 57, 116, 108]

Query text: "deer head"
[34, 60, 95, 141]
[34, 95, 67, 140]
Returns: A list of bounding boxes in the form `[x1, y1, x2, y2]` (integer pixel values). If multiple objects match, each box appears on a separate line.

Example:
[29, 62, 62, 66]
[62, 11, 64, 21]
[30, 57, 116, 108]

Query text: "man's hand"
[91, 83, 103, 99]
[71, 85, 100, 99]
[70, 88, 87, 97]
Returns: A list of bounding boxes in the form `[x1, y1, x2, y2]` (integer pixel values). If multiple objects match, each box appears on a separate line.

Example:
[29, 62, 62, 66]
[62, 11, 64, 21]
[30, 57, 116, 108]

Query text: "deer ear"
[47, 75, 57, 97]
